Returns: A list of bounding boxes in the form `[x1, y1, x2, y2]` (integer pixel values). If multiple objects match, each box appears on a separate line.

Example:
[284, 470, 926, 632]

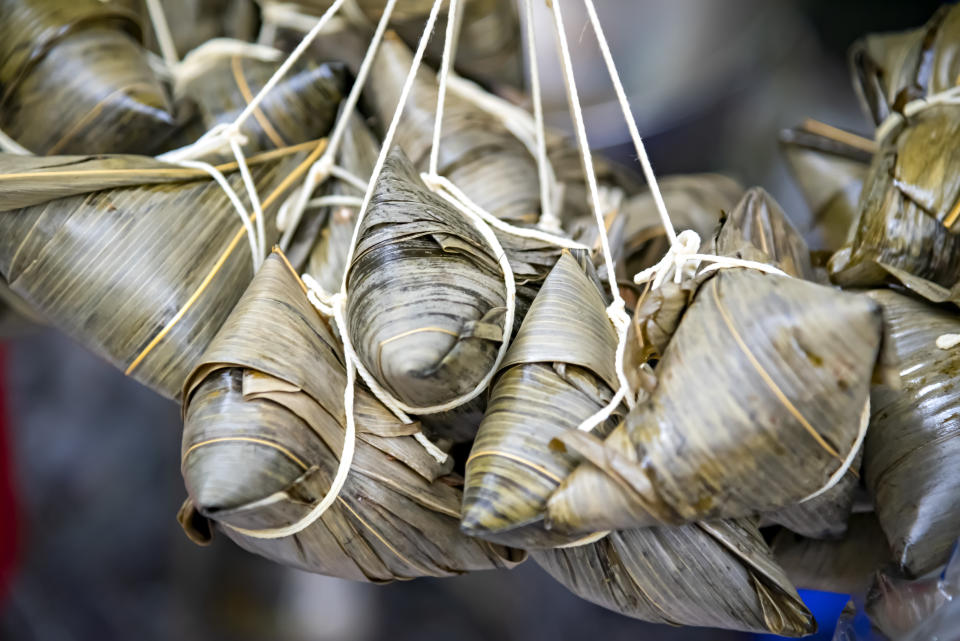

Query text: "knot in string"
[633, 229, 789, 290]
[633, 229, 701, 289]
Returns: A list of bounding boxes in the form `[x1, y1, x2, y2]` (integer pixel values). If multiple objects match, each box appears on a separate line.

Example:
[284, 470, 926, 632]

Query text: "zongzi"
[864, 288, 960, 576]
[0, 140, 322, 398]
[181, 251, 523, 580]
[0, 0, 181, 154]
[546, 189, 880, 533]
[344, 147, 507, 414]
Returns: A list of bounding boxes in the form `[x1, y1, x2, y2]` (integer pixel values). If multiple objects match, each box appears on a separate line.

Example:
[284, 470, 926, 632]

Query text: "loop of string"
[875, 84, 960, 144]
[170, 39, 283, 95]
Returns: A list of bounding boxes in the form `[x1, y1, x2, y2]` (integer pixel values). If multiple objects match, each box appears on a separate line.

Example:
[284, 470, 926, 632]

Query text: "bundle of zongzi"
[546, 189, 880, 534]
[0, 140, 322, 398]
[0, 0, 182, 155]
[864, 288, 960, 576]
[180, 251, 523, 580]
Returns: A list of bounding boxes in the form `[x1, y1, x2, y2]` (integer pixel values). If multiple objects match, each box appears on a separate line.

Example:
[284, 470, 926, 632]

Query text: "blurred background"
[0, 1, 947, 639]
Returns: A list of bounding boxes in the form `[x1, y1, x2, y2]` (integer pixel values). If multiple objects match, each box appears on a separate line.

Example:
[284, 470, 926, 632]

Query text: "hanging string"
[582, 0, 675, 245]
[145, 0, 179, 68]
[423, 0, 582, 251]
[549, 0, 634, 432]
[523, 0, 558, 231]
[444, 74, 562, 219]
[428, 0, 461, 178]
[277, 0, 399, 250]
[170, 39, 282, 96]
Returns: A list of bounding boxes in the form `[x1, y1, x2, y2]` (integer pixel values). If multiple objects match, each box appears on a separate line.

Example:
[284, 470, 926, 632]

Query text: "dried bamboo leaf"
[360, 33, 540, 225]
[772, 513, 891, 595]
[864, 288, 960, 576]
[181, 252, 522, 580]
[344, 147, 506, 412]
[828, 103, 960, 296]
[850, 4, 960, 127]
[461, 251, 621, 548]
[534, 519, 815, 636]
[779, 120, 872, 252]
[0, 0, 181, 155]
[547, 190, 881, 533]
[0, 140, 323, 398]
[175, 43, 346, 155]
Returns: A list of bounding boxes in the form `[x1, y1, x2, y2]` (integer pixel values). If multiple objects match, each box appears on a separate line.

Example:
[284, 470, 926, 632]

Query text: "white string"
[444, 74, 561, 221]
[306, 195, 365, 210]
[428, 0, 460, 178]
[171, 39, 282, 95]
[0, 129, 33, 155]
[276, 0, 399, 250]
[549, 0, 634, 427]
[145, 0, 179, 68]
[226, 354, 358, 540]
[583, 0, 676, 245]
[875, 85, 960, 143]
[230, 138, 267, 268]
[424, 174, 587, 249]
[177, 157, 262, 272]
[523, 0, 558, 231]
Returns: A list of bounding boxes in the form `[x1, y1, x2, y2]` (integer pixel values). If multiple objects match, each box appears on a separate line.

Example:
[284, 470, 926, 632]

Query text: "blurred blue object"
[754, 590, 875, 641]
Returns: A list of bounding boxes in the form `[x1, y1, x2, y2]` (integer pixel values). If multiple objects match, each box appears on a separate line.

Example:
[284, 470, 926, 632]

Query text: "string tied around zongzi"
[633, 229, 791, 289]
[875, 84, 960, 143]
